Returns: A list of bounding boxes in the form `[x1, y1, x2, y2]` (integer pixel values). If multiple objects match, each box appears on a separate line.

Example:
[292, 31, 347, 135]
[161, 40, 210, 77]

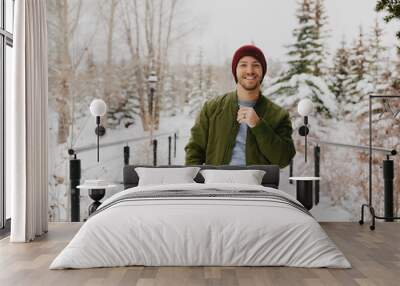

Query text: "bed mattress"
[50, 183, 351, 269]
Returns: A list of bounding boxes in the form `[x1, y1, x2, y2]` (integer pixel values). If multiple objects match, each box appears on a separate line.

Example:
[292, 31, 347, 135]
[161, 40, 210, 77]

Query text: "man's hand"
[237, 107, 260, 128]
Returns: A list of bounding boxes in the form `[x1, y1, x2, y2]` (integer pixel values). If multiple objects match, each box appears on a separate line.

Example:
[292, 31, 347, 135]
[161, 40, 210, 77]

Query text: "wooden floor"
[0, 222, 399, 286]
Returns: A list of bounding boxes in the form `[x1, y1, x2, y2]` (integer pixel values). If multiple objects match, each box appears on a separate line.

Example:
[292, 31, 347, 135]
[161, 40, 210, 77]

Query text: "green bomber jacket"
[184, 91, 296, 168]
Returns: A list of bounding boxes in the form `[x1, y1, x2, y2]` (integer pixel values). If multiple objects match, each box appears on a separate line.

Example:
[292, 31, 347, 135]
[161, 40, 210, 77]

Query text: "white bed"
[50, 183, 351, 269]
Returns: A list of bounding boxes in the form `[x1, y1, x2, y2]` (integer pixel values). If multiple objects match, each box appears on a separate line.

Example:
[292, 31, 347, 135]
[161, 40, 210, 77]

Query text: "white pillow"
[135, 167, 201, 186]
[200, 169, 266, 185]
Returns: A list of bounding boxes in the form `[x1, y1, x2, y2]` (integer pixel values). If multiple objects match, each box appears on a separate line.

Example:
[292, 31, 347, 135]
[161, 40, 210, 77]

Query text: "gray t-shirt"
[229, 100, 257, 165]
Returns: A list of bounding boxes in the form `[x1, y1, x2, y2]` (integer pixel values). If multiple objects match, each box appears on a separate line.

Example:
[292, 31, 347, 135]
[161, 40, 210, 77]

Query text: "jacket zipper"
[224, 121, 240, 164]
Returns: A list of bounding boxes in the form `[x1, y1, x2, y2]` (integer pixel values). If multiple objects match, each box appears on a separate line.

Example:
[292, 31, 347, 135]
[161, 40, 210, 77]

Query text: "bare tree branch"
[157, 0, 164, 69]
[121, 0, 136, 59]
[133, 0, 141, 56]
[164, 0, 178, 64]
[69, 0, 82, 37]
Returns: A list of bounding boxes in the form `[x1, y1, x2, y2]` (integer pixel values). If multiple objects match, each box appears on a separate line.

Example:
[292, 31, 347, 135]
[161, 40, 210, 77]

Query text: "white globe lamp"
[297, 98, 314, 162]
[90, 99, 107, 162]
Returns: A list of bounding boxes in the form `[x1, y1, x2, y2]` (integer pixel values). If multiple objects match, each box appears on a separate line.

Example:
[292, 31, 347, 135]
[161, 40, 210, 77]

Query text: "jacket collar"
[229, 90, 268, 116]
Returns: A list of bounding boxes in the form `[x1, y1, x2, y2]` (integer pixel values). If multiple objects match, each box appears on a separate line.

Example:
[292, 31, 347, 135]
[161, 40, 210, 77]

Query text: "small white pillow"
[135, 167, 200, 186]
[200, 169, 266, 185]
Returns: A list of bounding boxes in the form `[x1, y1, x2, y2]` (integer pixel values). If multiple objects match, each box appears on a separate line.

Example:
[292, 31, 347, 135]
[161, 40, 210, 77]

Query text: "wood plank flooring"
[0, 222, 399, 286]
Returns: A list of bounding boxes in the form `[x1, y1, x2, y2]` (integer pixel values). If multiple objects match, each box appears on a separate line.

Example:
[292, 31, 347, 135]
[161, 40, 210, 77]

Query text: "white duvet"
[50, 183, 351, 269]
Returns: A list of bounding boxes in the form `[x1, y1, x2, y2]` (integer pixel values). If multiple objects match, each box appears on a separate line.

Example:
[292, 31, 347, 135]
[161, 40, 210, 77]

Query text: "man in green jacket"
[185, 45, 296, 168]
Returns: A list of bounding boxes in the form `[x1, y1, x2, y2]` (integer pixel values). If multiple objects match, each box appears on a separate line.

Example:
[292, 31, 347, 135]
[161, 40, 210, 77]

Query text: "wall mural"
[47, 0, 400, 222]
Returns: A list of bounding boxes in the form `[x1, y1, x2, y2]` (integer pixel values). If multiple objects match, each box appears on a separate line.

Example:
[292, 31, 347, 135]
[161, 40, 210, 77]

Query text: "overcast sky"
[177, 0, 399, 65]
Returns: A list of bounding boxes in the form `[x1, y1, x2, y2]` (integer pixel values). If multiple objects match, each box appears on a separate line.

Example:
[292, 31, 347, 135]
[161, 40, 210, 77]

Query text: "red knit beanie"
[232, 45, 267, 83]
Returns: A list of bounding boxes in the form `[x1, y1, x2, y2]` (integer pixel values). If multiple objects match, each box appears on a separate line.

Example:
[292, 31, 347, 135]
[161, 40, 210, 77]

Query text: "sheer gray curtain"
[9, 0, 48, 242]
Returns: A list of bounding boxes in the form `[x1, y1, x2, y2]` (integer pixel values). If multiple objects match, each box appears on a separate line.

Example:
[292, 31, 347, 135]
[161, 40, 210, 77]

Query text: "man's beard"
[238, 78, 260, 91]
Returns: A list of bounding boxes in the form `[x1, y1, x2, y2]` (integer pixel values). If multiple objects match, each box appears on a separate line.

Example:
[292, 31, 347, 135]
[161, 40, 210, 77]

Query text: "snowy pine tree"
[356, 20, 393, 155]
[345, 26, 370, 118]
[265, 0, 337, 119]
[106, 60, 140, 128]
[329, 37, 352, 117]
[313, 0, 330, 76]
[351, 27, 369, 83]
[365, 18, 390, 94]
[286, 0, 316, 78]
[350, 21, 390, 119]
[119, 61, 140, 128]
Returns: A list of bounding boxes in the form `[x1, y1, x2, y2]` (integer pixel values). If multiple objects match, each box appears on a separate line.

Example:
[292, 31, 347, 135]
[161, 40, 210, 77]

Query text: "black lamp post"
[147, 71, 158, 146]
[297, 98, 314, 162]
[89, 99, 107, 162]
